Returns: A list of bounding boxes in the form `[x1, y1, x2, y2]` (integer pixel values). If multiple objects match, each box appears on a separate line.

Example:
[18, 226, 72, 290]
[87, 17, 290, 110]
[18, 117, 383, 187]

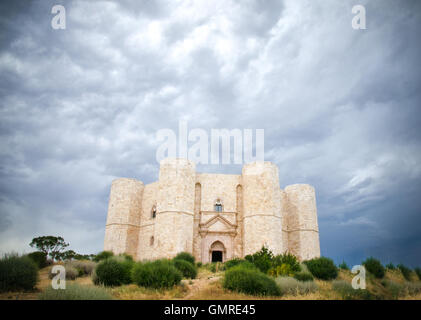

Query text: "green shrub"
[268, 264, 294, 277]
[332, 280, 373, 300]
[362, 257, 385, 279]
[223, 265, 280, 296]
[338, 261, 349, 270]
[112, 256, 134, 284]
[304, 257, 338, 280]
[196, 262, 202, 267]
[244, 246, 274, 274]
[414, 267, 421, 281]
[272, 252, 301, 273]
[94, 258, 132, 286]
[0, 253, 39, 292]
[397, 264, 412, 281]
[174, 252, 195, 265]
[93, 251, 114, 262]
[225, 258, 256, 270]
[173, 259, 197, 279]
[385, 263, 395, 270]
[27, 251, 48, 269]
[275, 277, 318, 295]
[132, 259, 182, 288]
[39, 283, 112, 300]
[293, 272, 314, 282]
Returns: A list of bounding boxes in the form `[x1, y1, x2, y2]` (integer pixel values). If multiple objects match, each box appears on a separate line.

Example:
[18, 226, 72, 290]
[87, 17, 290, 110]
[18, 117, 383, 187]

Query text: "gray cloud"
[0, 0, 420, 266]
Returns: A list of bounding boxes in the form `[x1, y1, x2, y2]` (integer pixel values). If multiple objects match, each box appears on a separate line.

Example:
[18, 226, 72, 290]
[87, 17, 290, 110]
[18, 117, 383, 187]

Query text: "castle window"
[214, 199, 223, 212]
[150, 236, 154, 246]
[151, 205, 157, 219]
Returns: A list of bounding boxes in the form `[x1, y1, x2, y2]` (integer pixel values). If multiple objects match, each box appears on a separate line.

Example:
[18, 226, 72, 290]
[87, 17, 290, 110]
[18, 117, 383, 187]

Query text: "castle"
[104, 158, 321, 263]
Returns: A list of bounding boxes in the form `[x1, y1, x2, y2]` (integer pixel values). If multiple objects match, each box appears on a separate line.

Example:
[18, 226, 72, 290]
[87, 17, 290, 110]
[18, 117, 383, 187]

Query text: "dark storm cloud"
[0, 0, 420, 265]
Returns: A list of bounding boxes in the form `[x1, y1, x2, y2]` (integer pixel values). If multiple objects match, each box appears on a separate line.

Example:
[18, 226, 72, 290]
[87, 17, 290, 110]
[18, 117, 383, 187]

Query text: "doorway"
[212, 250, 223, 262]
[209, 240, 225, 263]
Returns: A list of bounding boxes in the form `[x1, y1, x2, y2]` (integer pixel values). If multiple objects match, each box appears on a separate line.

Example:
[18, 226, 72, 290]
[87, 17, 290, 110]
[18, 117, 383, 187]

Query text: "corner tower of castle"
[104, 158, 321, 262]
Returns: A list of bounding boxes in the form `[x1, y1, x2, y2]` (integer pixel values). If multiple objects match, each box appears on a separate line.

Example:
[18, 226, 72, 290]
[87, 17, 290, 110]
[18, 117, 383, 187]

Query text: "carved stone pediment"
[199, 214, 237, 236]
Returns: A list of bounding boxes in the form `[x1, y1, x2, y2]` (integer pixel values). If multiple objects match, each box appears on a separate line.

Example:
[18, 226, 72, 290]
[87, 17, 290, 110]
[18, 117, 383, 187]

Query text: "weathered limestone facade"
[104, 158, 320, 262]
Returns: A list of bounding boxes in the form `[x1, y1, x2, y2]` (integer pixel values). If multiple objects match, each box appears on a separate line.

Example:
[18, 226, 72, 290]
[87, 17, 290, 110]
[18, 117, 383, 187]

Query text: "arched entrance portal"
[209, 241, 226, 263]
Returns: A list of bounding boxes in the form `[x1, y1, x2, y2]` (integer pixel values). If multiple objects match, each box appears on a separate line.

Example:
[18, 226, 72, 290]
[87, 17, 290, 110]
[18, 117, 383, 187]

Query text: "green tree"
[57, 250, 77, 261]
[29, 236, 69, 261]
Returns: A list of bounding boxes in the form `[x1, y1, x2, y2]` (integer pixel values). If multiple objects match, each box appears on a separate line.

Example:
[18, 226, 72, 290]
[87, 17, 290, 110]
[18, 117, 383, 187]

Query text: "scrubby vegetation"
[48, 260, 98, 280]
[332, 280, 373, 300]
[209, 262, 225, 273]
[27, 251, 48, 269]
[93, 251, 114, 262]
[48, 265, 78, 280]
[362, 257, 385, 279]
[275, 277, 318, 295]
[0, 253, 39, 292]
[174, 252, 195, 265]
[224, 258, 256, 271]
[338, 261, 349, 270]
[397, 264, 412, 281]
[94, 258, 132, 287]
[386, 262, 395, 270]
[173, 259, 197, 279]
[132, 259, 182, 288]
[244, 246, 274, 273]
[69, 260, 97, 276]
[39, 283, 112, 300]
[2, 243, 421, 301]
[268, 253, 301, 277]
[293, 271, 314, 282]
[223, 265, 280, 296]
[381, 280, 421, 299]
[415, 267, 421, 281]
[304, 257, 338, 280]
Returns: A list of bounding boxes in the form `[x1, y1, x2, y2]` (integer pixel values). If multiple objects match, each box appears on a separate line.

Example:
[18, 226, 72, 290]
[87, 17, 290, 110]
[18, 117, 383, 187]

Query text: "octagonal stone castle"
[104, 158, 320, 263]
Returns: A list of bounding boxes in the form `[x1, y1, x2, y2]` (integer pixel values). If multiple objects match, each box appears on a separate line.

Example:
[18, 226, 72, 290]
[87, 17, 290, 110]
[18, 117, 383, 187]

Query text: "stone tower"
[242, 162, 284, 256]
[153, 158, 196, 259]
[103, 158, 321, 262]
[284, 184, 320, 261]
[103, 178, 144, 258]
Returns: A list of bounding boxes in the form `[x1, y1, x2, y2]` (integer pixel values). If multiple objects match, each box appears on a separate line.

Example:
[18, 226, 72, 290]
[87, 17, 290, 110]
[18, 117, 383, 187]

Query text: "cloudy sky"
[1, 0, 420, 267]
